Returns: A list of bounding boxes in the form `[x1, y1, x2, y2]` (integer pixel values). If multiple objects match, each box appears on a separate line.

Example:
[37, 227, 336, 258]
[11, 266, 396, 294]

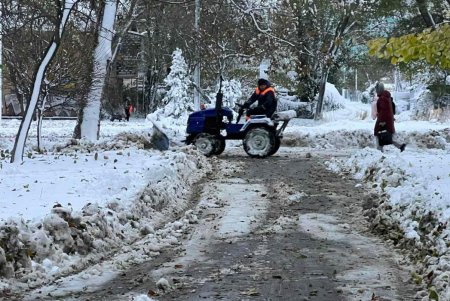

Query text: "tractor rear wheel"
[194, 133, 217, 157]
[243, 128, 275, 158]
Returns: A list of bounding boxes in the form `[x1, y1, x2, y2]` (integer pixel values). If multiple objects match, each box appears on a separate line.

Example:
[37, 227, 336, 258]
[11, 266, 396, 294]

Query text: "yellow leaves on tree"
[368, 24, 450, 70]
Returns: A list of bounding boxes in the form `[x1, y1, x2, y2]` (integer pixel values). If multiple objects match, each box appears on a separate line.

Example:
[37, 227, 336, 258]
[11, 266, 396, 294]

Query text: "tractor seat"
[249, 115, 267, 120]
[271, 110, 297, 121]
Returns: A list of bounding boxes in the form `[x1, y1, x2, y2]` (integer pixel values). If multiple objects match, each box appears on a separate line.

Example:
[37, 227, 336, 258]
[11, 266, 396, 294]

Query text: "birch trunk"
[79, 0, 117, 141]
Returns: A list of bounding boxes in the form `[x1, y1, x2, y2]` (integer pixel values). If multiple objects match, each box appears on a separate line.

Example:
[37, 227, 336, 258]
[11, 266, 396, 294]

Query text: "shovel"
[148, 118, 170, 151]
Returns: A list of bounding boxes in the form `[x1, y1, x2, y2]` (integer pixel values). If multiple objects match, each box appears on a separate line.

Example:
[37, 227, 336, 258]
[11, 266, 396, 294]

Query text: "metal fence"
[342, 89, 362, 102]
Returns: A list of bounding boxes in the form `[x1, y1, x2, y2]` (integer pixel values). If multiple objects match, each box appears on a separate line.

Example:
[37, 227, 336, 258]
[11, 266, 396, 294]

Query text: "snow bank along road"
[20, 149, 419, 301]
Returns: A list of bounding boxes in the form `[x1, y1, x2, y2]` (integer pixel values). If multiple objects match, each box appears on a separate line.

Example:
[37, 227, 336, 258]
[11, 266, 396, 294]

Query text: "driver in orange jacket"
[241, 78, 277, 118]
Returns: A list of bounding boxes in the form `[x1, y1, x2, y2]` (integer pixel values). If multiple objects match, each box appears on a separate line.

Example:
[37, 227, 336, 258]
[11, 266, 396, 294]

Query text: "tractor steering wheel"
[236, 103, 246, 124]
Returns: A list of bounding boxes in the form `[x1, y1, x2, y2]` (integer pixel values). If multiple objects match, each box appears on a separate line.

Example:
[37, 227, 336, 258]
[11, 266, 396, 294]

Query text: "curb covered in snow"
[283, 128, 449, 150]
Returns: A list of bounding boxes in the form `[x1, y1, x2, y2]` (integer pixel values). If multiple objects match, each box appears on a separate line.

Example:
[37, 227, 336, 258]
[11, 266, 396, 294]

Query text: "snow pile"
[399, 83, 449, 122]
[321, 97, 371, 122]
[24, 207, 202, 299]
[277, 95, 312, 117]
[0, 146, 209, 285]
[27, 203, 206, 300]
[285, 127, 449, 150]
[146, 113, 187, 144]
[284, 128, 375, 149]
[283, 99, 449, 150]
[327, 147, 450, 299]
[0, 119, 152, 152]
[412, 89, 435, 120]
[321, 82, 345, 112]
[130, 295, 157, 301]
[276, 82, 346, 119]
[0, 121, 211, 293]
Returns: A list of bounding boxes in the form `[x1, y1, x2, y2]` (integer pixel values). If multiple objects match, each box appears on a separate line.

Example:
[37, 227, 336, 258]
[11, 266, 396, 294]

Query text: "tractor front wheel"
[194, 133, 217, 157]
[213, 137, 226, 155]
[243, 128, 275, 158]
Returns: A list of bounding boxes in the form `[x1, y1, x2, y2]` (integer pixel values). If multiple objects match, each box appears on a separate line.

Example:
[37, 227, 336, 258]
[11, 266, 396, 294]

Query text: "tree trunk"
[416, 0, 436, 28]
[10, 0, 76, 163]
[37, 86, 49, 152]
[79, 0, 117, 141]
[8, 69, 27, 116]
[193, 0, 201, 111]
[17, 93, 25, 116]
[103, 0, 139, 114]
[314, 68, 329, 120]
[314, 13, 352, 119]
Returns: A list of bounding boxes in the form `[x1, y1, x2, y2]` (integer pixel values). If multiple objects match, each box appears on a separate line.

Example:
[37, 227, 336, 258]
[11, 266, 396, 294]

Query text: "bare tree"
[10, 0, 79, 163]
[312, 0, 368, 119]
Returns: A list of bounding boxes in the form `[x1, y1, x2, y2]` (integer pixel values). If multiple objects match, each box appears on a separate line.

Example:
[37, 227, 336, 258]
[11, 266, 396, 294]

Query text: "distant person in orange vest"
[241, 78, 277, 118]
[128, 103, 133, 119]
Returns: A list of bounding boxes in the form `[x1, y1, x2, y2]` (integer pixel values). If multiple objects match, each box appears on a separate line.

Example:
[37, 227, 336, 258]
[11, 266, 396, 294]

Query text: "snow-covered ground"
[284, 101, 449, 245]
[0, 118, 211, 296]
[1, 95, 450, 299]
[0, 118, 151, 151]
[284, 101, 449, 150]
[0, 118, 180, 222]
[293, 99, 449, 300]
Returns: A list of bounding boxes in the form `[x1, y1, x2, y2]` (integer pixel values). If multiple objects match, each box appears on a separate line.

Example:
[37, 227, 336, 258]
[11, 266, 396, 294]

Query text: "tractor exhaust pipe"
[215, 76, 224, 133]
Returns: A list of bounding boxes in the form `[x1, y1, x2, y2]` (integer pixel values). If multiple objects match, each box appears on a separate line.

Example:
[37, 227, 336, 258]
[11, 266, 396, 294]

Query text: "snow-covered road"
[18, 149, 419, 301]
[1, 113, 448, 300]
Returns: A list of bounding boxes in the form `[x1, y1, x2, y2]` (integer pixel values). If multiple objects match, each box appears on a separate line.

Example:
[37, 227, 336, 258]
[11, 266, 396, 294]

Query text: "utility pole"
[193, 0, 201, 111]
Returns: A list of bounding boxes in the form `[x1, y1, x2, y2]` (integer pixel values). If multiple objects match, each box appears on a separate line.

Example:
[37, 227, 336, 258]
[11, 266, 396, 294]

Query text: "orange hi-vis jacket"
[244, 86, 277, 117]
[255, 86, 275, 96]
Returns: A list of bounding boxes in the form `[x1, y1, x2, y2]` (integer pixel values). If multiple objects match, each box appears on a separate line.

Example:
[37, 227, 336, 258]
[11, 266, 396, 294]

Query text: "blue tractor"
[185, 80, 296, 157]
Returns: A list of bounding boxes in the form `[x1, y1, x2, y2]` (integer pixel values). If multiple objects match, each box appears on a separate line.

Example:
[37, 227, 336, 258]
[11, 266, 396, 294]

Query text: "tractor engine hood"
[189, 107, 234, 120]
